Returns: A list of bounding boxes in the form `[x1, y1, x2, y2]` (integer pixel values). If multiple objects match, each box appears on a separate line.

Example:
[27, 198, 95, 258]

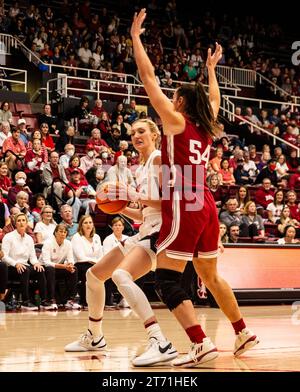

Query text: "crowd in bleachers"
[0, 1, 300, 98]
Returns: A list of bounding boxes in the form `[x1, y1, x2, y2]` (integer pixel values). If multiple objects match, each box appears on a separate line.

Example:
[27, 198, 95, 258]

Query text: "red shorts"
[157, 189, 219, 260]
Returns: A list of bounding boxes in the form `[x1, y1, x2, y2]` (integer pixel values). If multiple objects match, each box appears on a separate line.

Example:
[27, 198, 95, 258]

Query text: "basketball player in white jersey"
[65, 119, 178, 366]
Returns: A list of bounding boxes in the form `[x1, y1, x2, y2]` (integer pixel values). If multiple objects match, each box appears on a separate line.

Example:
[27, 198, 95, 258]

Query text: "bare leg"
[192, 257, 242, 322]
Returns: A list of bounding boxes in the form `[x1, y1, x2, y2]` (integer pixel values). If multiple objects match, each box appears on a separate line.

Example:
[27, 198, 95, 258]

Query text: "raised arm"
[131, 9, 184, 134]
[206, 43, 222, 119]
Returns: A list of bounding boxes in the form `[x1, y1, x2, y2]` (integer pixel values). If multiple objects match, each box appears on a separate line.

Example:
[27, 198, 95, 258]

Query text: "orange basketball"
[96, 197, 128, 214]
[96, 183, 128, 214]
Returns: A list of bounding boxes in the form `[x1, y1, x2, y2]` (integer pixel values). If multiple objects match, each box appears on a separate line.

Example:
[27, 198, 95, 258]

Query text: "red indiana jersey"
[157, 116, 219, 260]
[161, 116, 212, 194]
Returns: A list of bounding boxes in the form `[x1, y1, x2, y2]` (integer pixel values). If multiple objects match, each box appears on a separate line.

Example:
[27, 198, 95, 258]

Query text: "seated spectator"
[17, 118, 30, 146]
[59, 144, 75, 169]
[80, 144, 97, 174]
[87, 128, 109, 154]
[34, 206, 57, 244]
[0, 101, 13, 124]
[0, 121, 12, 147]
[74, 96, 92, 135]
[0, 207, 36, 242]
[243, 153, 257, 182]
[234, 158, 253, 185]
[85, 157, 105, 191]
[2, 213, 50, 311]
[256, 151, 271, 173]
[106, 155, 136, 187]
[0, 162, 12, 198]
[91, 99, 105, 120]
[59, 204, 78, 240]
[38, 104, 59, 134]
[43, 151, 68, 208]
[240, 201, 265, 237]
[229, 148, 244, 173]
[248, 144, 260, 165]
[277, 225, 299, 244]
[244, 107, 262, 128]
[286, 150, 300, 173]
[266, 190, 285, 223]
[7, 171, 32, 208]
[254, 178, 275, 210]
[65, 154, 88, 184]
[235, 186, 250, 214]
[219, 222, 228, 243]
[24, 138, 47, 193]
[286, 190, 300, 221]
[98, 111, 112, 141]
[277, 206, 299, 235]
[106, 128, 122, 153]
[255, 159, 278, 186]
[40, 123, 55, 154]
[2, 128, 26, 172]
[27, 129, 49, 162]
[289, 164, 300, 189]
[113, 140, 129, 164]
[31, 193, 46, 223]
[64, 169, 96, 222]
[112, 114, 131, 141]
[219, 198, 242, 228]
[275, 154, 289, 187]
[0, 188, 10, 230]
[218, 158, 235, 185]
[207, 174, 224, 208]
[15, 191, 34, 229]
[228, 223, 240, 243]
[124, 99, 139, 124]
[40, 223, 80, 310]
[209, 147, 223, 172]
[71, 215, 103, 306]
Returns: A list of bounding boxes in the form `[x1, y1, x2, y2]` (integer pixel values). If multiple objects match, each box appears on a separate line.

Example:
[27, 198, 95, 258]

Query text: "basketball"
[96, 183, 128, 214]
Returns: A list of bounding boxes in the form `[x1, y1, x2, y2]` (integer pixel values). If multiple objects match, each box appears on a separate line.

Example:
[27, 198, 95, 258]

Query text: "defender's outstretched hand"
[206, 42, 223, 69]
[131, 8, 147, 38]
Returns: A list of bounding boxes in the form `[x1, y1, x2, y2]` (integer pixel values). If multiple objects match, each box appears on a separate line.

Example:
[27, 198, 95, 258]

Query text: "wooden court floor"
[0, 305, 299, 372]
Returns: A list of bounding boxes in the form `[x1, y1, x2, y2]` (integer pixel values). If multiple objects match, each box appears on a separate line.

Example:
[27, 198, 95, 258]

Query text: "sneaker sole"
[132, 351, 178, 367]
[172, 349, 219, 368]
[234, 336, 259, 357]
[64, 344, 107, 352]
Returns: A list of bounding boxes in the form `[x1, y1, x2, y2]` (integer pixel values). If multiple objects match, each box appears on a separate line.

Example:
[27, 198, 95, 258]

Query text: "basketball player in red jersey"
[131, 9, 259, 367]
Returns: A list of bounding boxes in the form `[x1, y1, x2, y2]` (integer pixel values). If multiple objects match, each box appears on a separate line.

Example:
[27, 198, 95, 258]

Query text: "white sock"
[86, 269, 105, 338]
[146, 323, 166, 342]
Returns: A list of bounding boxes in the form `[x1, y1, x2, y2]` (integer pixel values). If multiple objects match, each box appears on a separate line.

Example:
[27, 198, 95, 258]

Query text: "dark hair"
[283, 224, 296, 237]
[175, 83, 219, 138]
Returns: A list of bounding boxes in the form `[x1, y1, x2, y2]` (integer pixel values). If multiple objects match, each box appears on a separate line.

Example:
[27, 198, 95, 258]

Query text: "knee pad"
[155, 269, 190, 311]
[112, 269, 137, 307]
[86, 268, 102, 290]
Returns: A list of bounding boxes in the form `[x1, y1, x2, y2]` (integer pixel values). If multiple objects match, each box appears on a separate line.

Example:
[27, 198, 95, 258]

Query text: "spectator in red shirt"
[286, 190, 300, 222]
[64, 169, 95, 222]
[87, 128, 109, 154]
[7, 171, 32, 208]
[2, 128, 26, 172]
[289, 165, 300, 189]
[40, 123, 55, 153]
[254, 178, 275, 210]
[0, 162, 12, 199]
[91, 99, 105, 120]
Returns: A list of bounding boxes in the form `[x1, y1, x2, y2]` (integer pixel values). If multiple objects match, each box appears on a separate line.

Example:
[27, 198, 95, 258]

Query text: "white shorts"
[118, 231, 159, 271]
